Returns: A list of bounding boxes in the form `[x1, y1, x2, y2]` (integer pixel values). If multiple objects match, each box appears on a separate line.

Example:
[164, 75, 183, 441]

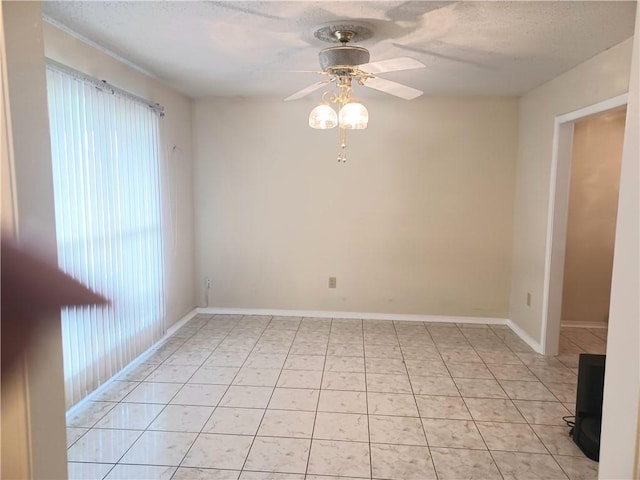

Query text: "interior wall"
[561, 109, 626, 324]
[42, 22, 196, 327]
[599, 4, 639, 476]
[509, 37, 633, 344]
[194, 96, 518, 318]
[1, 2, 67, 478]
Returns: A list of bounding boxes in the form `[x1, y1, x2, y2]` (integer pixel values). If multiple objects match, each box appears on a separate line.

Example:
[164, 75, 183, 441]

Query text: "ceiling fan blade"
[358, 57, 426, 74]
[364, 77, 423, 100]
[284, 80, 331, 101]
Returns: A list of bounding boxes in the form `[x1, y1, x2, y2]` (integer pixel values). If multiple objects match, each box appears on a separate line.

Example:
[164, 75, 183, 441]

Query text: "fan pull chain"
[337, 127, 347, 163]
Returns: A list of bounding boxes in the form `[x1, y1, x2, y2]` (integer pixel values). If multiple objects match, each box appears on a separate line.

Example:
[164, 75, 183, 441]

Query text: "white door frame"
[540, 93, 628, 355]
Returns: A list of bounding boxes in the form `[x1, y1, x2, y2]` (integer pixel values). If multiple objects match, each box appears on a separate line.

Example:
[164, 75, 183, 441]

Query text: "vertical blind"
[46, 64, 165, 408]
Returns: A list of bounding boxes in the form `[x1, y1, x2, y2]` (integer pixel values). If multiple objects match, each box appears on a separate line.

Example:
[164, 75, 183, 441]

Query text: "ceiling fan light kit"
[287, 22, 426, 163]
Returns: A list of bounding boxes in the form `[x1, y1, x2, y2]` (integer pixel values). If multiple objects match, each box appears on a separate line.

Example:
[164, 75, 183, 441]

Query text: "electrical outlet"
[206, 278, 212, 289]
[526, 292, 531, 307]
[328, 277, 337, 288]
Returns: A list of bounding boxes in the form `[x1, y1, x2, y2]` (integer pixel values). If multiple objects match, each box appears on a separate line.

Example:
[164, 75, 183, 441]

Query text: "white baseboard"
[196, 307, 509, 325]
[506, 319, 544, 354]
[561, 321, 608, 329]
[166, 308, 199, 335]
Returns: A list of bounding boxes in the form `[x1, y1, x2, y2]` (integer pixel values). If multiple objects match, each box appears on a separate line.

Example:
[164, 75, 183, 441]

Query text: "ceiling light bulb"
[309, 104, 337, 129]
[339, 102, 368, 129]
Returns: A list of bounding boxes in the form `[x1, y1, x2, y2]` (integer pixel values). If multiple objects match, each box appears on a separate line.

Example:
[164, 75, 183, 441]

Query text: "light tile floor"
[67, 316, 605, 479]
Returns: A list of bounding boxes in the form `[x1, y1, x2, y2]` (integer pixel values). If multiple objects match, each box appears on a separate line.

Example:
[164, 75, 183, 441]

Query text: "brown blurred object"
[1, 237, 108, 372]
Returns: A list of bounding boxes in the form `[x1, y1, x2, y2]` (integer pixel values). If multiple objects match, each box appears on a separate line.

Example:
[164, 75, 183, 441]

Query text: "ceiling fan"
[285, 22, 426, 102]
[285, 23, 426, 163]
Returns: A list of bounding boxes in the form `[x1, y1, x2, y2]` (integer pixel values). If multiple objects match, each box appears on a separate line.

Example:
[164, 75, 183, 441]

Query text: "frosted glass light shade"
[309, 104, 337, 129]
[339, 102, 368, 129]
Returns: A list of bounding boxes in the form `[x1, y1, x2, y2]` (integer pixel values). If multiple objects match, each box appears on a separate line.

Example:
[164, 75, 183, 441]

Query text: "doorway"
[541, 94, 627, 357]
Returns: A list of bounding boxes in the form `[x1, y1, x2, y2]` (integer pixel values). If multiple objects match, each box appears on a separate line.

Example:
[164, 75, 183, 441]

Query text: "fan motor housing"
[319, 46, 370, 72]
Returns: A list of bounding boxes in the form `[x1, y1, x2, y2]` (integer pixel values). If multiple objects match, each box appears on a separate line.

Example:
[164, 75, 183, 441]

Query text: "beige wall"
[194, 97, 518, 318]
[561, 109, 626, 324]
[1, 2, 67, 478]
[43, 22, 196, 326]
[510, 37, 633, 343]
[599, 5, 639, 477]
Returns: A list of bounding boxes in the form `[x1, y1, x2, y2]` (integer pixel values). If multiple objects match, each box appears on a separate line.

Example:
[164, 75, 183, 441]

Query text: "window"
[46, 63, 165, 408]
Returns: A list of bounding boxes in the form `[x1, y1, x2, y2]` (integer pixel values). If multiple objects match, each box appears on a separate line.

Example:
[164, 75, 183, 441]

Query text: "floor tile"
[67, 462, 114, 480]
[95, 402, 164, 430]
[513, 400, 572, 426]
[205, 352, 250, 368]
[476, 349, 523, 365]
[554, 455, 599, 480]
[430, 447, 501, 479]
[123, 382, 182, 404]
[257, 409, 316, 438]
[268, 388, 319, 411]
[203, 407, 264, 435]
[454, 378, 508, 399]
[476, 421, 547, 453]
[438, 347, 483, 363]
[317, 390, 367, 414]
[283, 354, 325, 371]
[532, 425, 584, 456]
[67, 428, 142, 463]
[446, 362, 494, 379]
[499, 379, 558, 401]
[321, 372, 366, 391]
[173, 467, 240, 479]
[366, 373, 412, 393]
[465, 398, 526, 423]
[244, 437, 310, 474]
[404, 359, 450, 376]
[365, 357, 407, 374]
[182, 434, 253, 470]
[145, 364, 199, 383]
[369, 415, 426, 445]
[67, 401, 117, 427]
[240, 472, 303, 480]
[147, 404, 213, 432]
[120, 430, 197, 466]
[367, 392, 418, 416]
[415, 395, 471, 420]
[289, 342, 327, 355]
[219, 386, 274, 408]
[171, 384, 228, 406]
[307, 439, 370, 478]
[117, 362, 158, 381]
[313, 412, 369, 442]
[492, 451, 569, 479]
[488, 363, 538, 381]
[410, 375, 459, 396]
[233, 368, 281, 387]
[66, 427, 89, 447]
[324, 356, 365, 373]
[92, 381, 139, 402]
[190, 366, 240, 384]
[327, 343, 364, 357]
[104, 464, 175, 479]
[276, 370, 322, 389]
[244, 354, 287, 369]
[421, 418, 485, 449]
[544, 382, 578, 404]
[370, 443, 436, 479]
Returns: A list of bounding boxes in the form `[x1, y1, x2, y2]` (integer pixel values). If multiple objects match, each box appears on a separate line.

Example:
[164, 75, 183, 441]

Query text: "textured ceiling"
[42, 1, 637, 99]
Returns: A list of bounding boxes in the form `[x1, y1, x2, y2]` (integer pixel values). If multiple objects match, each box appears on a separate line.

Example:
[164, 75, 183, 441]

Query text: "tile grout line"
[438, 324, 505, 480]
[394, 321, 440, 480]
[91, 315, 212, 479]
[238, 315, 306, 475]
[171, 314, 270, 479]
[303, 317, 333, 478]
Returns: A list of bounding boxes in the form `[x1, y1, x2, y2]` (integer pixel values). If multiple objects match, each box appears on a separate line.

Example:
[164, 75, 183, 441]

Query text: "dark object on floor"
[573, 353, 606, 461]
